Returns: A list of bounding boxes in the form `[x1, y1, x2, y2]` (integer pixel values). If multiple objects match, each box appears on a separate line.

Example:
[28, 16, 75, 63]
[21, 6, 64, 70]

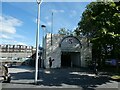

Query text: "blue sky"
[1, 2, 90, 47]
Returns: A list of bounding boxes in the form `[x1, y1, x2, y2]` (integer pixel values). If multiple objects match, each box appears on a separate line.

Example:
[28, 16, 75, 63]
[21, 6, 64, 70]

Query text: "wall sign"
[60, 36, 81, 49]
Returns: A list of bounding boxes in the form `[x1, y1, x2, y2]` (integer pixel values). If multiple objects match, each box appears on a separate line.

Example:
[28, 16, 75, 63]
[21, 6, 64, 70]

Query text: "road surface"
[1, 65, 119, 90]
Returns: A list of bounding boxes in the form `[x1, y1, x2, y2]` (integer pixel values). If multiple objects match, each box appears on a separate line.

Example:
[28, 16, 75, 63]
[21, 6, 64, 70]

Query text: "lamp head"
[36, 0, 42, 4]
[41, 25, 46, 28]
[41, 25, 46, 29]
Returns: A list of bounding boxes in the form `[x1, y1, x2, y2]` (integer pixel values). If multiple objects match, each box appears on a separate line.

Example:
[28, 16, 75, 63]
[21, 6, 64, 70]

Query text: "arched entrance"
[60, 36, 82, 68]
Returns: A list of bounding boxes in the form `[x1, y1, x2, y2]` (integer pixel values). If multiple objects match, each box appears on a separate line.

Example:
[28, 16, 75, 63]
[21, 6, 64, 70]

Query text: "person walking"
[49, 57, 54, 68]
[93, 61, 98, 76]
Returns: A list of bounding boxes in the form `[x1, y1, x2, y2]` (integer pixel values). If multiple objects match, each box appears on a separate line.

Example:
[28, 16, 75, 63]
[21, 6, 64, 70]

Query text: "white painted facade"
[43, 33, 92, 68]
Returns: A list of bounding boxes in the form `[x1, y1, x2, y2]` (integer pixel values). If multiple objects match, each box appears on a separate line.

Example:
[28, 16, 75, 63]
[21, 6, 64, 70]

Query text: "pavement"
[1, 65, 120, 90]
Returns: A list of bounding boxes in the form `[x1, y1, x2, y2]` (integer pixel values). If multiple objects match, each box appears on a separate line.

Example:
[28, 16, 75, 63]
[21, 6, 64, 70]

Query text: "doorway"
[61, 52, 71, 67]
[61, 52, 81, 68]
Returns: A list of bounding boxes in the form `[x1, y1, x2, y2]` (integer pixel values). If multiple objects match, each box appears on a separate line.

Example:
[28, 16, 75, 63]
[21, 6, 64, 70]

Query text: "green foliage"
[76, 1, 120, 64]
[58, 28, 73, 35]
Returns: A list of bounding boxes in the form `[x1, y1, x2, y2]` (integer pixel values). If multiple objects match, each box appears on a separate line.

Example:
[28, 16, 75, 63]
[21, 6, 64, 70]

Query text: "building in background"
[0, 44, 35, 66]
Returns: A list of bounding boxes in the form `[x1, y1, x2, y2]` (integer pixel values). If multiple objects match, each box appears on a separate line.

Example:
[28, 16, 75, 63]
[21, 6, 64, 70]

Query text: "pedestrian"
[93, 61, 98, 76]
[2, 63, 8, 76]
[95, 62, 98, 75]
[49, 57, 54, 68]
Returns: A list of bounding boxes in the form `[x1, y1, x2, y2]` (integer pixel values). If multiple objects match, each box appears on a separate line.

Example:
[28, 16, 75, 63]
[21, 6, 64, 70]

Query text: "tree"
[76, 0, 120, 67]
[58, 28, 73, 35]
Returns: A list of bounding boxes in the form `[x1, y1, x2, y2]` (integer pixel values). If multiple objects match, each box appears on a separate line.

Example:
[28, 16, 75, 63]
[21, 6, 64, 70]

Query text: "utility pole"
[35, 0, 42, 85]
[51, 12, 53, 46]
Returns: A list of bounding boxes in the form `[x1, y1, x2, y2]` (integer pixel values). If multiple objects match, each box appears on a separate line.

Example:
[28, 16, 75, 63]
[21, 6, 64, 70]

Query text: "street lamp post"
[41, 25, 46, 68]
[35, 0, 42, 84]
[41, 25, 46, 38]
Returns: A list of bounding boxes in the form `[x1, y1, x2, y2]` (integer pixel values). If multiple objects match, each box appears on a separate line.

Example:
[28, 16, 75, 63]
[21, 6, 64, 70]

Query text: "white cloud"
[51, 9, 65, 13]
[0, 15, 28, 45]
[0, 23, 16, 34]
[0, 15, 23, 34]
[15, 42, 27, 45]
[1, 39, 27, 45]
[0, 32, 26, 45]
[0, 33, 25, 40]
[12, 34, 25, 39]
[0, 34, 12, 39]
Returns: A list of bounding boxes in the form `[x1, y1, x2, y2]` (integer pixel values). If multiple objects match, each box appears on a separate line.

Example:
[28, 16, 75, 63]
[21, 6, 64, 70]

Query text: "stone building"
[42, 33, 92, 68]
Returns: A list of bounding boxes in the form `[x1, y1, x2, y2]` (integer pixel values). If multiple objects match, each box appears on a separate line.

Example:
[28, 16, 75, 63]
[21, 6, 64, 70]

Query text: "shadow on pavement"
[9, 67, 112, 90]
[38, 68, 111, 90]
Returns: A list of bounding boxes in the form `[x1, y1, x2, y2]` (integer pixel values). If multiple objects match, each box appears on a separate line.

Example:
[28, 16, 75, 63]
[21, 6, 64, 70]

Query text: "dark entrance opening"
[61, 52, 71, 67]
[61, 52, 81, 68]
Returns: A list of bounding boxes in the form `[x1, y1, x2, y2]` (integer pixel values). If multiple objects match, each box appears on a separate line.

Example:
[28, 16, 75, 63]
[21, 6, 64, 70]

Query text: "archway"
[60, 36, 82, 68]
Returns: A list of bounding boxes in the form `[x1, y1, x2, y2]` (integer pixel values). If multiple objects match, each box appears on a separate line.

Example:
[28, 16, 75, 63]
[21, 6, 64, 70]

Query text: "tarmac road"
[1, 65, 120, 90]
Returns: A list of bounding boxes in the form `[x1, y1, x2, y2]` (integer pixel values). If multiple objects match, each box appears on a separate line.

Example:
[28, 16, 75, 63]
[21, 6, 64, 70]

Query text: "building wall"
[43, 33, 92, 68]
[1, 52, 32, 59]
[80, 38, 92, 67]
[44, 34, 62, 68]
[0, 44, 34, 63]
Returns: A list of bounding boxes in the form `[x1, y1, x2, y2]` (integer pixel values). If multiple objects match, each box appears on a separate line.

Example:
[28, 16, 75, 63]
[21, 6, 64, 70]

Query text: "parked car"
[0, 64, 11, 83]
